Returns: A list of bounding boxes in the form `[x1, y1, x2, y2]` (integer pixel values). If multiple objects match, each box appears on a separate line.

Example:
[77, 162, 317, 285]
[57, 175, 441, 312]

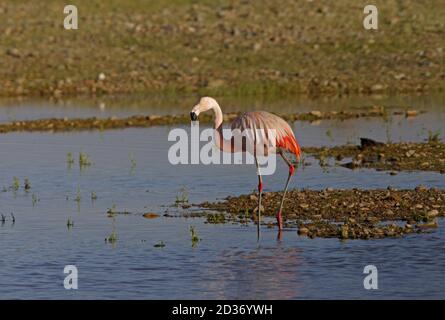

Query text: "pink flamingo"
[190, 97, 301, 235]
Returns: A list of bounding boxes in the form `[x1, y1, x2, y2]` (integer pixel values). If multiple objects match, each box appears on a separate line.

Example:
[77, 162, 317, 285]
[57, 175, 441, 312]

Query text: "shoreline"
[0, 107, 422, 134]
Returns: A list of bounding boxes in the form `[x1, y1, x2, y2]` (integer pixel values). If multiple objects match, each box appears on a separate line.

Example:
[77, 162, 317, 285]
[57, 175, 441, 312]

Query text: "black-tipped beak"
[190, 112, 198, 121]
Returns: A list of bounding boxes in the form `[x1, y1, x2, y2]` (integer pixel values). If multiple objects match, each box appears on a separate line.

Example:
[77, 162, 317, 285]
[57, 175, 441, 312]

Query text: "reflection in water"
[205, 245, 304, 299]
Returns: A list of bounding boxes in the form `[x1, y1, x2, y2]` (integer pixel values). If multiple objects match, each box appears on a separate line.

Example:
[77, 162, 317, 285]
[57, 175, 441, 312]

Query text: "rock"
[415, 185, 427, 192]
[253, 204, 264, 214]
[6, 48, 20, 58]
[371, 84, 384, 92]
[309, 111, 322, 118]
[299, 203, 309, 209]
[97, 73, 106, 81]
[207, 79, 226, 88]
[143, 213, 160, 219]
[340, 225, 349, 239]
[298, 227, 309, 235]
[427, 209, 439, 218]
[405, 110, 418, 117]
[249, 194, 258, 201]
[405, 150, 416, 158]
[360, 138, 385, 148]
[416, 220, 438, 229]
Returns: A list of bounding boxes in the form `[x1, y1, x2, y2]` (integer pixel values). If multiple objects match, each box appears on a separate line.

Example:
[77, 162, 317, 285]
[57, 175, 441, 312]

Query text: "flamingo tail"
[277, 134, 301, 161]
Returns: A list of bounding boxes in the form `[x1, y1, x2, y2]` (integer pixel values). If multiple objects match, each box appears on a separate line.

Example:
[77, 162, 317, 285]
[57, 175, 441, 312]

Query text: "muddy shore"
[0, 107, 406, 134]
[197, 187, 445, 239]
[304, 138, 445, 173]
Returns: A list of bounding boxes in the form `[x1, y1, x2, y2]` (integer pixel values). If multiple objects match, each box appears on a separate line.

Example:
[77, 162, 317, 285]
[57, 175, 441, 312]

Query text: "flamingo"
[190, 97, 301, 236]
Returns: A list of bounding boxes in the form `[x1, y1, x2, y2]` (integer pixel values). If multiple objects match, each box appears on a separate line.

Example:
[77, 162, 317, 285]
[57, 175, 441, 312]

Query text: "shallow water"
[0, 95, 444, 299]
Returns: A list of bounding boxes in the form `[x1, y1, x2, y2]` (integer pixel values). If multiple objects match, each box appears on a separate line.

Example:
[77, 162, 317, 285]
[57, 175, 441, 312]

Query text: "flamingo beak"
[190, 112, 198, 121]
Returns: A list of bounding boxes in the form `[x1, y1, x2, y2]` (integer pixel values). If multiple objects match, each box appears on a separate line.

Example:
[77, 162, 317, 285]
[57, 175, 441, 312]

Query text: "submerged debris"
[198, 187, 445, 239]
[303, 139, 445, 173]
[154, 240, 166, 248]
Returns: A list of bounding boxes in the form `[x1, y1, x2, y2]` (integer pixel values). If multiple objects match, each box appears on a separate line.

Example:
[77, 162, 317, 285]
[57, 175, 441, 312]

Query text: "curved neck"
[211, 102, 231, 152]
[211, 102, 223, 130]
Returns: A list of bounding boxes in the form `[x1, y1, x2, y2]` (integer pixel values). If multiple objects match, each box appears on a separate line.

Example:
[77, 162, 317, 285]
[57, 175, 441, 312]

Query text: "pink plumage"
[230, 111, 301, 160]
[190, 97, 300, 235]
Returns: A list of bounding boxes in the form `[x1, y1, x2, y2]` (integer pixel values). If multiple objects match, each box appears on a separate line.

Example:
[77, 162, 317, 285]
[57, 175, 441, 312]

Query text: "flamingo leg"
[255, 158, 263, 240]
[277, 152, 295, 230]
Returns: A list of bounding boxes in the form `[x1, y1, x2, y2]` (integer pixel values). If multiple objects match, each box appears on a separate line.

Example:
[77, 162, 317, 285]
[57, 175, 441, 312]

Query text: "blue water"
[0, 95, 444, 299]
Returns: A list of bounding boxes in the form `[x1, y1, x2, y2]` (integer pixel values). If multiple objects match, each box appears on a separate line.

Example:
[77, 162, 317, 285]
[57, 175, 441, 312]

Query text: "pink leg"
[256, 159, 263, 239]
[277, 153, 295, 230]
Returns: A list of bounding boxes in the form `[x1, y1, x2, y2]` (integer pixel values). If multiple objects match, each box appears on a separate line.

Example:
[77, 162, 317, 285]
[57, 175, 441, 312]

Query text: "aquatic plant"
[106, 229, 117, 244]
[175, 187, 189, 205]
[74, 187, 81, 202]
[79, 152, 92, 167]
[106, 204, 117, 217]
[206, 213, 226, 224]
[190, 226, 201, 247]
[67, 218, 74, 229]
[427, 130, 441, 143]
[32, 193, 40, 206]
[24, 178, 31, 191]
[12, 177, 20, 191]
[129, 152, 137, 169]
[67, 152, 74, 165]
[325, 129, 333, 141]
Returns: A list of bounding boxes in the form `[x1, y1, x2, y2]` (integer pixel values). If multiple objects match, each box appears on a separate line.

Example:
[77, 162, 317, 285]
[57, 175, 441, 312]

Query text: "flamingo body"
[230, 111, 301, 160]
[190, 97, 301, 235]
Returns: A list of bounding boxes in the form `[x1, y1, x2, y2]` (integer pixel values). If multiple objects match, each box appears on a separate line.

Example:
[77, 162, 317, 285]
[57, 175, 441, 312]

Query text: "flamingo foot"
[276, 210, 283, 230]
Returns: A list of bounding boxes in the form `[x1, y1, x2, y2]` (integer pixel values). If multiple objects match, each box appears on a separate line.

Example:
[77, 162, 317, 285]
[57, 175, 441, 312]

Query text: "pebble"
[427, 209, 439, 218]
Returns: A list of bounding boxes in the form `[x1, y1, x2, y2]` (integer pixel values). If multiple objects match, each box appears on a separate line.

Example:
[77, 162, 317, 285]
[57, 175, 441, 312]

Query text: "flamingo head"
[190, 97, 218, 121]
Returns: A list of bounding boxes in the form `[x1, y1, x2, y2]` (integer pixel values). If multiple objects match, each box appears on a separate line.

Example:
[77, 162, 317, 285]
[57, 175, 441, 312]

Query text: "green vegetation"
[67, 152, 74, 166]
[0, 0, 443, 98]
[74, 187, 82, 203]
[190, 226, 201, 247]
[32, 193, 40, 206]
[427, 130, 441, 143]
[12, 177, 20, 191]
[79, 152, 92, 167]
[106, 229, 118, 244]
[175, 187, 189, 205]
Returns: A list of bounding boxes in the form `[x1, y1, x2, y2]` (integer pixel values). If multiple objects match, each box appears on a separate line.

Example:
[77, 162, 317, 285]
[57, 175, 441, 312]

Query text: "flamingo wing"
[230, 111, 301, 160]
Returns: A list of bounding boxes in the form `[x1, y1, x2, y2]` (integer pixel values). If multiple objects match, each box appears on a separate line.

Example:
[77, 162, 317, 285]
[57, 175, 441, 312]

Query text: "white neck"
[211, 102, 231, 152]
[211, 102, 223, 130]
